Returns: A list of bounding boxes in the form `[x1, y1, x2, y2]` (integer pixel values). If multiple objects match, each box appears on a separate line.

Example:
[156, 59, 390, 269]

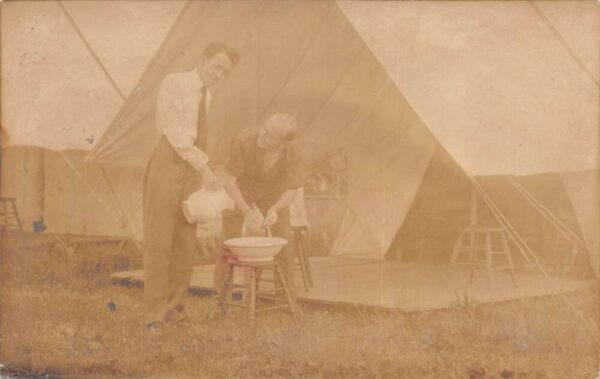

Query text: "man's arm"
[222, 172, 251, 213]
[264, 189, 298, 227]
[265, 149, 304, 227]
[156, 75, 210, 172]
[269, 189, 298, 213]
[223, 172, 264, 227]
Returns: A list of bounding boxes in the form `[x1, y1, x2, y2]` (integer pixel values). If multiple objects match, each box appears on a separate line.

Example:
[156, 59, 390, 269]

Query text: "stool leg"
[447, 231, 464, 279]
[299, 230, 313, 286]
[211, 265, 233, 319]
[294, 230, 310, 292]
[500, 232, 518, 288]
[255, 267, 263, 308]
[275, 263, 298, 322]
[2, 201, 8, 231]
[10, 200, 23, 232]
[485, 232, 494, 289]
[468, 230, 476, 284]
[248, 267, 257, 327]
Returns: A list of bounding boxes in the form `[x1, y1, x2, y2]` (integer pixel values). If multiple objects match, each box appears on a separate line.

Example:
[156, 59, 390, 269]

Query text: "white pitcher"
[182, 188, 235, 224]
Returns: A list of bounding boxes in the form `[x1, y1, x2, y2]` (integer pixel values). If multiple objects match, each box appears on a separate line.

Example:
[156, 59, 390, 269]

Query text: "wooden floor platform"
[111, 257, 594, 311]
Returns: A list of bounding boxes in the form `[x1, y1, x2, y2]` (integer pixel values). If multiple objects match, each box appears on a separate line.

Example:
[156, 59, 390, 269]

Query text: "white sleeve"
[156, 76, 209, 171]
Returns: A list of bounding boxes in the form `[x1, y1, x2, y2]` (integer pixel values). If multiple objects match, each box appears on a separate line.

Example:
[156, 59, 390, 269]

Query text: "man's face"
[257, 119, 288, 151]
[197, 52, 234, 88]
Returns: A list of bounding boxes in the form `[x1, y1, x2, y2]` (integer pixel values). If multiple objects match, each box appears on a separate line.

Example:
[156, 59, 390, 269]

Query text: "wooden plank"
[111, 257, 595, 312]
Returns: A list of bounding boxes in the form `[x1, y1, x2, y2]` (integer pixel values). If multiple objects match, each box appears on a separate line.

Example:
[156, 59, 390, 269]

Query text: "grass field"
[0, 234, 598, 378]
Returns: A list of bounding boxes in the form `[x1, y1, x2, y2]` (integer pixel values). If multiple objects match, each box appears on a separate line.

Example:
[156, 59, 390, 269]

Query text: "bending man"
[214, 113, 304, 295]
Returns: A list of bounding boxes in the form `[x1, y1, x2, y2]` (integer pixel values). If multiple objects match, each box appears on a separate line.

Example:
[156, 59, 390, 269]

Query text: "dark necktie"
[195, 87, 208, 150]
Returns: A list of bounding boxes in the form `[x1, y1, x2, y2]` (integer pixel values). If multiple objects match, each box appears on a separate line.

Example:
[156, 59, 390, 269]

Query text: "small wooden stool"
[292, 226, 313, 291]
[447, 227, 517, 289]
[0, 198, 23, 232]
[214, 258, 298, 326]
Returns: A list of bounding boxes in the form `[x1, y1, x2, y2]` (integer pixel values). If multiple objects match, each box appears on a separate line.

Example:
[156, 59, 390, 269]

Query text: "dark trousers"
[142, 138, 202, 325]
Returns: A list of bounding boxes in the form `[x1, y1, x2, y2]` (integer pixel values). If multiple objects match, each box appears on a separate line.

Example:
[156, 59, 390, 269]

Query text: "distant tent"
[86, 1, 443, 261]
[1, 1, 183, 237]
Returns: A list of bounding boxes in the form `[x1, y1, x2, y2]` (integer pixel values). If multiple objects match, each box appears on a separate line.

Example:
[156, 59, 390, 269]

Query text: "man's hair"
[201, 42, 241, 66]
[267, 113, 298, 142]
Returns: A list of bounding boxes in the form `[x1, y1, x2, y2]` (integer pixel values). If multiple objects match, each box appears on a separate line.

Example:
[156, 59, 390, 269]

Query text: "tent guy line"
[57, 1, 126, 101]
[473, 178, 599, 333]
[528, 0, 599, 88]
[507, 176, 587, 250]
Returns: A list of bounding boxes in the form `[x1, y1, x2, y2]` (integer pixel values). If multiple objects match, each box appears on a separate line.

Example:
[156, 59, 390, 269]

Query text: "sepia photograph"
[0, 1, 598, 378]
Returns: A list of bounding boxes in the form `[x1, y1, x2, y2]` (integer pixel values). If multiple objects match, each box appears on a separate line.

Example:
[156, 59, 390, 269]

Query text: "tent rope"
[506, 176, 587, 250]
[473, 177, 599, 334]
[56, 0, 164, 248]
[57, 1, 126, 100]
[87, 1, 269, 165]
[528, 1, 599, 88]
[56, 0, 146, 247]
[88, 113, 153, 163]
[85, 0, 193, 160]
[473, 179, 538, 266]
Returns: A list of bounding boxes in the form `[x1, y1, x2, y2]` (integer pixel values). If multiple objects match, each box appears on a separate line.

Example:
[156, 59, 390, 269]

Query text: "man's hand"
[264, 208, 278, 227]
[244, 207, 265, 232]
[202, 166, 221, 191]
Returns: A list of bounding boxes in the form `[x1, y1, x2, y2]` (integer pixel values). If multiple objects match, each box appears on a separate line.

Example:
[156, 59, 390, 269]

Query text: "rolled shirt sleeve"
[156, 74, 209, 171]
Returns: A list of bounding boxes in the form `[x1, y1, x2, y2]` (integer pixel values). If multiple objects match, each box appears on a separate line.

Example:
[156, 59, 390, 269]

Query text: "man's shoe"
[146, 321, 164, 334]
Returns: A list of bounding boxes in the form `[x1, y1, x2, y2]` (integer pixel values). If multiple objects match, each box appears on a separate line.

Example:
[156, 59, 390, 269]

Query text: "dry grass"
[0, 233, 598, 378]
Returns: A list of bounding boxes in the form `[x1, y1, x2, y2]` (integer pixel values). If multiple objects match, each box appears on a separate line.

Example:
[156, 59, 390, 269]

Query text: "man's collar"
[194, 68, 210, 97]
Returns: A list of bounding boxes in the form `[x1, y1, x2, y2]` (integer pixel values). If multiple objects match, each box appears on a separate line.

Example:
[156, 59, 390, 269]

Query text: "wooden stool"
[447, 227, 517, 289]
[292, 226, 313, 291]
[0, 198, 23, 232]
[214, 259, 298, 326]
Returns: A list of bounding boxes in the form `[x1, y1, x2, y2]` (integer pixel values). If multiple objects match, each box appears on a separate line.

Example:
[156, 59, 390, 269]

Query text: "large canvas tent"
[2, 2, 598, 276]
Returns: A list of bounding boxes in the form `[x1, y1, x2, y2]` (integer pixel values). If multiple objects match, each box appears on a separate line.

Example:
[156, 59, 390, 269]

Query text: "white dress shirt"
[155, 69, 212, 171]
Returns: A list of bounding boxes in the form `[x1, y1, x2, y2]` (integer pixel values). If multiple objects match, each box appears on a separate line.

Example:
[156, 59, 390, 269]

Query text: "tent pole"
[470, 186, 478, 226]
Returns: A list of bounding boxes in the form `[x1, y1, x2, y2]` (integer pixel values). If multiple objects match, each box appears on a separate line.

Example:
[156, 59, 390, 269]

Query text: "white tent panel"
[331, 86, 438, 259]
[339, 1, 598, 176]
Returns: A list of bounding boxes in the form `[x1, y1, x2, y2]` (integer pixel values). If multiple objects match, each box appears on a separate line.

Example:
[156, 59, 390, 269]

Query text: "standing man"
[214, 113, 304, 296]
[143, 43, 240, 331]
